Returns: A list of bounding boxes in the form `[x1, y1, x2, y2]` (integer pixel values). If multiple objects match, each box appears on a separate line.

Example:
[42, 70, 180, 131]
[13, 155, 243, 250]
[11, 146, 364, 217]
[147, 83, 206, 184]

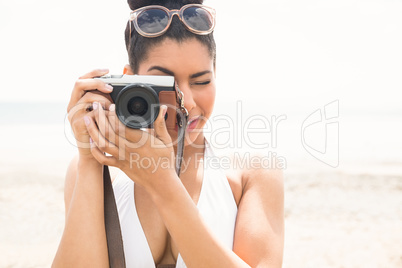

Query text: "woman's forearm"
[149, 173, 250, 268]
[52, 157, 108, 268]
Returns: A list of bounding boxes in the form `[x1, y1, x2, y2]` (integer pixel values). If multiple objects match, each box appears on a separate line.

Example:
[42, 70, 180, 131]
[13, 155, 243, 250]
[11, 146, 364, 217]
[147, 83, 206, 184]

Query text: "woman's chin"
[184, 129, 204, 148]
[167, 127, 203, 149]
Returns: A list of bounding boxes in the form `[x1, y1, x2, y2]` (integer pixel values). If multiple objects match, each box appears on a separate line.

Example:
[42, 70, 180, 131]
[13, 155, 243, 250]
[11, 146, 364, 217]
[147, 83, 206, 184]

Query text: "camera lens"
[115, 83, 160, 129]
[127, 97, 148, 116]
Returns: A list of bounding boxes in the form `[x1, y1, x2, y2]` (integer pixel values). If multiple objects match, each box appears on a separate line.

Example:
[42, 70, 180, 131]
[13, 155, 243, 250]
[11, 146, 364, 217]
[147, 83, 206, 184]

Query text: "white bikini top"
[112, 138, 238, 268]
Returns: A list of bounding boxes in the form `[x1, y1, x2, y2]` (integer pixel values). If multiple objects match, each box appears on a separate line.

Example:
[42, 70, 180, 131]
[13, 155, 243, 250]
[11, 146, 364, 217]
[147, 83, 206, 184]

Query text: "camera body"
[95, 75, 178, 129]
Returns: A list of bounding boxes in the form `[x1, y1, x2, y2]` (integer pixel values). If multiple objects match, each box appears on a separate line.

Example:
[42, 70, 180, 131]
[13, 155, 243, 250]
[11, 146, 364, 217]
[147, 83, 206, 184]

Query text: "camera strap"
[175, 85, 189, 176]
[103, 165, 126, 267]
[103, 86, 188, 268]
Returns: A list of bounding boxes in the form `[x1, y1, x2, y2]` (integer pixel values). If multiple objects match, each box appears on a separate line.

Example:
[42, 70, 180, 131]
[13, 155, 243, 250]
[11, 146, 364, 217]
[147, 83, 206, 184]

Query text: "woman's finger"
[107, 104, 149, 147]
[79, 69, 109, 79]
[67, 92, 112, 126]
[67, 80, 113, 113]
[92, 101, 118, 148]
[105, 104, 121, 136]
[79, 91, 113, 108]
[75, 79, 113, 95]
[90, 140, 120, 167]
[84, 114, 119, 158]
[153, 105, 172, 146]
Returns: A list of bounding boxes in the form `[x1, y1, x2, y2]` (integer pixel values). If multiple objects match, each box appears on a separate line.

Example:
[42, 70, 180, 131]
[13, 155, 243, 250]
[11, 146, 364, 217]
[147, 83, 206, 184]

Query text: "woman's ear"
[123, 64, 134, 75]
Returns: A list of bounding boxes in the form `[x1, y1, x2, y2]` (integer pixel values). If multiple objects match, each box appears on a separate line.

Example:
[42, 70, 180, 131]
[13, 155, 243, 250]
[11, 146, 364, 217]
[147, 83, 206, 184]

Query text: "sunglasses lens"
[137, 8, 169, 34]
[183, 7, 213, 32]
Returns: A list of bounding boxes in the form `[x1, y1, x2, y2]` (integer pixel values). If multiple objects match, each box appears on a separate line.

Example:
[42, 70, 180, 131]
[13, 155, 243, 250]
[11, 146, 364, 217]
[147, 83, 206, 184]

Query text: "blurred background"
[0, 0, 401, 267]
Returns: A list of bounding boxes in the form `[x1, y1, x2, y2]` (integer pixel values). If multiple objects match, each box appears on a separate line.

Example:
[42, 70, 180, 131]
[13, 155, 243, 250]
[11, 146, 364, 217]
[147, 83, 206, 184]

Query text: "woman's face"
[137, 38, 216, 147]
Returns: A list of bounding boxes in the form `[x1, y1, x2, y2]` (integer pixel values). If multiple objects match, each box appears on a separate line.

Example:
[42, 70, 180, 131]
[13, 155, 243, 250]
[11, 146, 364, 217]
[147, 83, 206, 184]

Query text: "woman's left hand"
[83, 101, 177, 190]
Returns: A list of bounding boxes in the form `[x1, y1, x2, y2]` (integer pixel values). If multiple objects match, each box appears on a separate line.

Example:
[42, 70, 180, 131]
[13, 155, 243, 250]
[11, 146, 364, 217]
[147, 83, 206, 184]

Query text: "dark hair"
[125, 0, 216, 74]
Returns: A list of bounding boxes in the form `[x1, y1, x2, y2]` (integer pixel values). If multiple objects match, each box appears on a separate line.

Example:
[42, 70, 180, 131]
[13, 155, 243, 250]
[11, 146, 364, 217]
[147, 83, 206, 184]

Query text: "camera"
[95, 75, 178, 129]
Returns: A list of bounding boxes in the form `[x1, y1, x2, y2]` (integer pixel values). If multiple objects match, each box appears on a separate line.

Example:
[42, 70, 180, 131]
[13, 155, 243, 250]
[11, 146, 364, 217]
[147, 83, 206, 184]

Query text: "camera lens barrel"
[115, 83, 160, 129]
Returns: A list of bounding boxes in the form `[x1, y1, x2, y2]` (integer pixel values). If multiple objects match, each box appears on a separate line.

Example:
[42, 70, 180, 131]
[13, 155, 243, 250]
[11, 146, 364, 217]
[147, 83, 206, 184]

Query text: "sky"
[0, 0, 401, 116]
[1, 0, 401, 172]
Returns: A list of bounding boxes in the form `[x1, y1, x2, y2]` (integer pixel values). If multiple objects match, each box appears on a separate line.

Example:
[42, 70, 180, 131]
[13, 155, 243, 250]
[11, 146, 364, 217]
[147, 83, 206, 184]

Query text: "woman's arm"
[147, 162, 284, 268]
[233, 165, 285, 267]
[149, 173, 250, 267]
[52, 156, 108, 268]
[52, 69, 114, 267]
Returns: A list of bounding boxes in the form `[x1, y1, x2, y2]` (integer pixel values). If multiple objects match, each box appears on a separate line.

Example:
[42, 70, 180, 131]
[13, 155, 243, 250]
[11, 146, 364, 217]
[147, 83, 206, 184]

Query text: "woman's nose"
[176, 82, 196, 112]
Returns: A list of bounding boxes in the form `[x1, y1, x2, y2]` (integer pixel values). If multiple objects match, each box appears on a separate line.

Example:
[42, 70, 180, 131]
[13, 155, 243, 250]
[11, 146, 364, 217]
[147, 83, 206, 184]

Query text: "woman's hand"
[84, 102, 178, 190]
[67, 69, 114, 159]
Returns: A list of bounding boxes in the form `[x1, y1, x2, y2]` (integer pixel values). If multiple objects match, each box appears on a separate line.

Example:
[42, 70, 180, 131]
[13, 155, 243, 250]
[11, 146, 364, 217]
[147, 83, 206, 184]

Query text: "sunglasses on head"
[129, 4, 216, 39]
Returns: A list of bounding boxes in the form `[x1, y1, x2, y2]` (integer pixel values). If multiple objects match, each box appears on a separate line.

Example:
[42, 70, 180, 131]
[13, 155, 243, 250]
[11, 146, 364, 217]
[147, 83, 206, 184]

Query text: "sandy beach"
[0, 122, 401, 268]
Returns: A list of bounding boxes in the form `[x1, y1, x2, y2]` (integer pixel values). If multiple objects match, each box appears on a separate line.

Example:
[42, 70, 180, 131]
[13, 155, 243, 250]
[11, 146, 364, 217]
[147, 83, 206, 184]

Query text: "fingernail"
[93, 102, 98, 110]
[84, 116, 90, 126]
[105, 84, 113, 91]
[109, 104, 115, 112]
[162, 105, 167, 116]
[89, 137, 95, 148]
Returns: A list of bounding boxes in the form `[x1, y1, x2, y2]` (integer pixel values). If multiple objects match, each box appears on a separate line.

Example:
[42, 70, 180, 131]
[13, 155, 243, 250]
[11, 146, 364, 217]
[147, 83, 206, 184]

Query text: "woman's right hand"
[67, 69, 114, 158]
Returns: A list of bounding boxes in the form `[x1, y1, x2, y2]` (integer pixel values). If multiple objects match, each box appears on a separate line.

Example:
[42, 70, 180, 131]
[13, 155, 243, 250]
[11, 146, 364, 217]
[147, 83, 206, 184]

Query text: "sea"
[0, 101, 401, 177]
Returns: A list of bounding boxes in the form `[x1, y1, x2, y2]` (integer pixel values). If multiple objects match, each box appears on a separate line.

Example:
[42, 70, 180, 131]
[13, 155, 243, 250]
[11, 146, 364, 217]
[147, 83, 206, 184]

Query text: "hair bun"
[128, 0, 204, 11]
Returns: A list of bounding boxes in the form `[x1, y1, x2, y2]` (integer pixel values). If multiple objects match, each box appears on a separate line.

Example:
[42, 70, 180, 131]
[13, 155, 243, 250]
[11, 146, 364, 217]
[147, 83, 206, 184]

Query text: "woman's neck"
[174, 132, 206, 177]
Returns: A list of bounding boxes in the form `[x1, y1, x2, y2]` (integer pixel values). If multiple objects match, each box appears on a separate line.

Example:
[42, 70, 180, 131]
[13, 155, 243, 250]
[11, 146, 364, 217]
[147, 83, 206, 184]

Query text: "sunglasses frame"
[129, 4, 216, 39]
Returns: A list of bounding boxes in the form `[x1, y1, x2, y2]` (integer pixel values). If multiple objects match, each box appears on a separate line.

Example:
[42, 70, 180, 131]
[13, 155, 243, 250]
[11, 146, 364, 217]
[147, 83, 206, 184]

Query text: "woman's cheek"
[201, 85, 216, 114]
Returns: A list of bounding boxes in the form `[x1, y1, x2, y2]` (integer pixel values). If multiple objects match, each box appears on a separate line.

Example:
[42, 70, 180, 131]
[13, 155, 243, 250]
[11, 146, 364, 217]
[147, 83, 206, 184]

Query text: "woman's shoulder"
[223, 150, 284, 206]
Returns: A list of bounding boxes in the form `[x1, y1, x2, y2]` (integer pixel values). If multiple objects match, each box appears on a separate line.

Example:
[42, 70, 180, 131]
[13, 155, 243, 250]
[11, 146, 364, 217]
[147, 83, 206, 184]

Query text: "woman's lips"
[173, 116, 200, 132]
[187, 117, 199, 131]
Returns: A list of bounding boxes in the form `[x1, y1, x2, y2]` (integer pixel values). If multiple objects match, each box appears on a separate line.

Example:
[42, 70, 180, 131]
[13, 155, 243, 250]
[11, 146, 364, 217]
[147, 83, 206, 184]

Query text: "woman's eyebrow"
[147, 66, 175, 76]
[148, 66, 211, 79]
[190, 70, 211, 79]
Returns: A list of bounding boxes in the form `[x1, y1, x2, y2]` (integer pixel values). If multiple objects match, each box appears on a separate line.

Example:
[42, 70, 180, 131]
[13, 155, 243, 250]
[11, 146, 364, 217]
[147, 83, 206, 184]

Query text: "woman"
[53, 0, 284, 267]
